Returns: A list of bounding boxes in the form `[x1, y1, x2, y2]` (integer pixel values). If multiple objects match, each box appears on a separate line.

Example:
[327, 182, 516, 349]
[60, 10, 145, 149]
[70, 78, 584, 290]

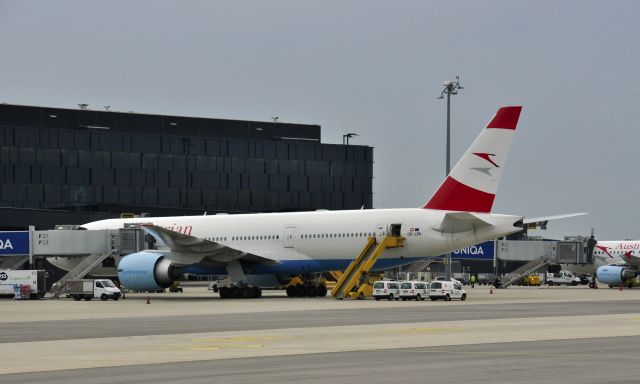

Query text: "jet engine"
[117, 252, 182, 291]
[596, 265, 636, 285]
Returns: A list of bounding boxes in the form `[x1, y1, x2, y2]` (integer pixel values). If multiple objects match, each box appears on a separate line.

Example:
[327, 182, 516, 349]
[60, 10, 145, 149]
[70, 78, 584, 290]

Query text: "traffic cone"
[146, 295, 150, 304]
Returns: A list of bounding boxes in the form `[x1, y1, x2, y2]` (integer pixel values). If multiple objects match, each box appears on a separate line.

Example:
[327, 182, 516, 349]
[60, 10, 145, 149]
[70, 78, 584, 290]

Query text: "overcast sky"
[1, 1, 639, 240]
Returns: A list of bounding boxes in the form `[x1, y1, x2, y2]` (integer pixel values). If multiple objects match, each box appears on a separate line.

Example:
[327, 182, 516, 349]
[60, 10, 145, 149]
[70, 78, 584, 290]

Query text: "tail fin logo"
[471, 153, 499, 176]
[473, 153, 499, 167]
[595, 245, 613, 258]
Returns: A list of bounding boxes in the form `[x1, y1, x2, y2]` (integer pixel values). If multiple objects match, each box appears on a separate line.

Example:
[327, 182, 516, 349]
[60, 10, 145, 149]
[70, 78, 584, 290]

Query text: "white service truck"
[546, 271, 581, 286]
[67, 279, 121, 301]
[0, 270, 47, 299]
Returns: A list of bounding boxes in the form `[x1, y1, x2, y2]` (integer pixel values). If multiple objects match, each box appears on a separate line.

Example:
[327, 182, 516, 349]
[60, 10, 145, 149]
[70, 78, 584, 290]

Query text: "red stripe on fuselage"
[424, 176, 495, 213]
[487, 106, 522, 130]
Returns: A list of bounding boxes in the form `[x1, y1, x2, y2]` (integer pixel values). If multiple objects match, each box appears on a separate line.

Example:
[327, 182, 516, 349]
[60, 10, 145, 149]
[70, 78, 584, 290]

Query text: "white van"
[399, 281, 429, 301]
[67, 279, 122, 301]
[372, 281, 401, 301]
[429, 280, 467, 301]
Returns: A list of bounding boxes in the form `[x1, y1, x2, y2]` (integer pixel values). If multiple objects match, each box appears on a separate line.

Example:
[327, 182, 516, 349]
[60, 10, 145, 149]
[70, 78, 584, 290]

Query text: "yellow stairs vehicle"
[331, 236, 405, 300]
[322, 271, 343, 291]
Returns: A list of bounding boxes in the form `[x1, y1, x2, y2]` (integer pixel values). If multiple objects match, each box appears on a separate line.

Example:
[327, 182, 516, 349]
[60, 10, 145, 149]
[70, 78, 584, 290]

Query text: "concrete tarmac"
[2, 286, 640, 382]
[4, 336, 640, 384]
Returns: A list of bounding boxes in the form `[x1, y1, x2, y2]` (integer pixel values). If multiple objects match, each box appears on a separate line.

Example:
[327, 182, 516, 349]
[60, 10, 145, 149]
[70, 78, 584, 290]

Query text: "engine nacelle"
[117, 252, 180, 291]
[596, 266, 636, 285]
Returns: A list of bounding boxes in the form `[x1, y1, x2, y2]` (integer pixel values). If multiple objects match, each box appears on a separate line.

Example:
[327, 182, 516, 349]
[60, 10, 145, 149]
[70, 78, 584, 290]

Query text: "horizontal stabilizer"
[435, 212, 493, 233]
[523, 212, 588, 230]
[523, 212, 588, 224]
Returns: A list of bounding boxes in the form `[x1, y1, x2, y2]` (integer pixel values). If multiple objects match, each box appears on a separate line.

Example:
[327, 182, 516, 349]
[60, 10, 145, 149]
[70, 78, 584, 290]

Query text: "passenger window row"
[300, 232, 375, 239]
[204, 232, 375, 243]
[207, 235, 281, 242]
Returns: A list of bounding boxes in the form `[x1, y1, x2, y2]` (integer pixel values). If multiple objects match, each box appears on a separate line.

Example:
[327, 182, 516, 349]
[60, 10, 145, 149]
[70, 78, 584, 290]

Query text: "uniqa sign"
[0, 239, 13, 250]
[450, 241, 495, 260]
[453, 246, 484, 255]
[0, 232, 30, 255]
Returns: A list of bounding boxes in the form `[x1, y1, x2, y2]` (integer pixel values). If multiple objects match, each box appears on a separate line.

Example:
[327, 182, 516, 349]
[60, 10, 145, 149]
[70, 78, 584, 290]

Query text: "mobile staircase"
[331, 236, 405, 299]
[501, 255, 550, 288]
[0, 255, 30, 270]
[50, 250, 116, 298]
[404, 258, 434, 273]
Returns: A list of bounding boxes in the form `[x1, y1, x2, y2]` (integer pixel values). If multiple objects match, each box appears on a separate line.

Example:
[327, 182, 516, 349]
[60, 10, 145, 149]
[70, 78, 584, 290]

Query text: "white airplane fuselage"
[82, 208, 522, 274]
[593, 240, 640, 268]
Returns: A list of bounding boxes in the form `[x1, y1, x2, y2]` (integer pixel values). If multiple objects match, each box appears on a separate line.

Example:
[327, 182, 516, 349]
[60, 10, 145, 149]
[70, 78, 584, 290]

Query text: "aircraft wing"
[140, 224, 282, 265]
[435, 212, 493, 233]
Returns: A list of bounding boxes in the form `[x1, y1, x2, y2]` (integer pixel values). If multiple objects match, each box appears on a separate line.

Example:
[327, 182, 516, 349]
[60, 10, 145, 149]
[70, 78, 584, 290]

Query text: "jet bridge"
[331, 236, 405, 300]
[495, 238, 594, 285]
[0, 227, 147, 297]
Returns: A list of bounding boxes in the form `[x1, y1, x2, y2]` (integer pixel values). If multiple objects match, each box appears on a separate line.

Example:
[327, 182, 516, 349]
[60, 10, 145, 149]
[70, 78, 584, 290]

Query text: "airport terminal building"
[0, 104, 373, 230]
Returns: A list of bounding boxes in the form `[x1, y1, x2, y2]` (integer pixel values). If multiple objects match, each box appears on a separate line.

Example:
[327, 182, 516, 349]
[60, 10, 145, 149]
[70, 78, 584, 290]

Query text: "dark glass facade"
[0, 104, 373, 229]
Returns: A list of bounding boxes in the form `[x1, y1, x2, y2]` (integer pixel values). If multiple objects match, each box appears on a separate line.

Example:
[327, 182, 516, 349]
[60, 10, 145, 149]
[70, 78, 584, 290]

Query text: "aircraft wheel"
[286, 285, 296, 297]
[253, 287, 262, 298]
[317, 284, 328, 297]
[218, 287, 228, 299]
[295, 284, 306, 297]
[229, 286, 240, 298]
[305, 285, 318, 297]
[241, 286, 253, 298]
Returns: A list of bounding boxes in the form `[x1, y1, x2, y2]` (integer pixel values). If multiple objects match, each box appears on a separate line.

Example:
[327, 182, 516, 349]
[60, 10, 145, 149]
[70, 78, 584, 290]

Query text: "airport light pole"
[437, 76, 464, 176]
[438, 76, 464, 280]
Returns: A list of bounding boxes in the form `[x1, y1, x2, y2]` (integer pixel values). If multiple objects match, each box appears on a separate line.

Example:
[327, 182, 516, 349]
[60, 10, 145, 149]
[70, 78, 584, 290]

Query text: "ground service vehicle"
[345, 283, 373, 300]
[67, 279, 121, 301]
[546, 271, 581, 286]
[399, 281, 429, 300]
[0, 270, 46, 299]
[522, 274, 542, 286]
[373, 281, 401, 301]
[429, 280, 467, 301]
[169, 281, 183, 293]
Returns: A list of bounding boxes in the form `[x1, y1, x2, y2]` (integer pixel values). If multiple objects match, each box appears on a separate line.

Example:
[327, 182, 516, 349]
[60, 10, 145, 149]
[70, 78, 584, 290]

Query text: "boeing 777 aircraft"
[81, 106, 525, 298]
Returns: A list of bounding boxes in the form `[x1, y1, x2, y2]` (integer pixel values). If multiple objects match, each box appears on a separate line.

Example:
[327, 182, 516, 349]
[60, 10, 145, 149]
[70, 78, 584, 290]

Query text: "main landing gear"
[218, 284, 262, 299]
[285, 283, 328, 298]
